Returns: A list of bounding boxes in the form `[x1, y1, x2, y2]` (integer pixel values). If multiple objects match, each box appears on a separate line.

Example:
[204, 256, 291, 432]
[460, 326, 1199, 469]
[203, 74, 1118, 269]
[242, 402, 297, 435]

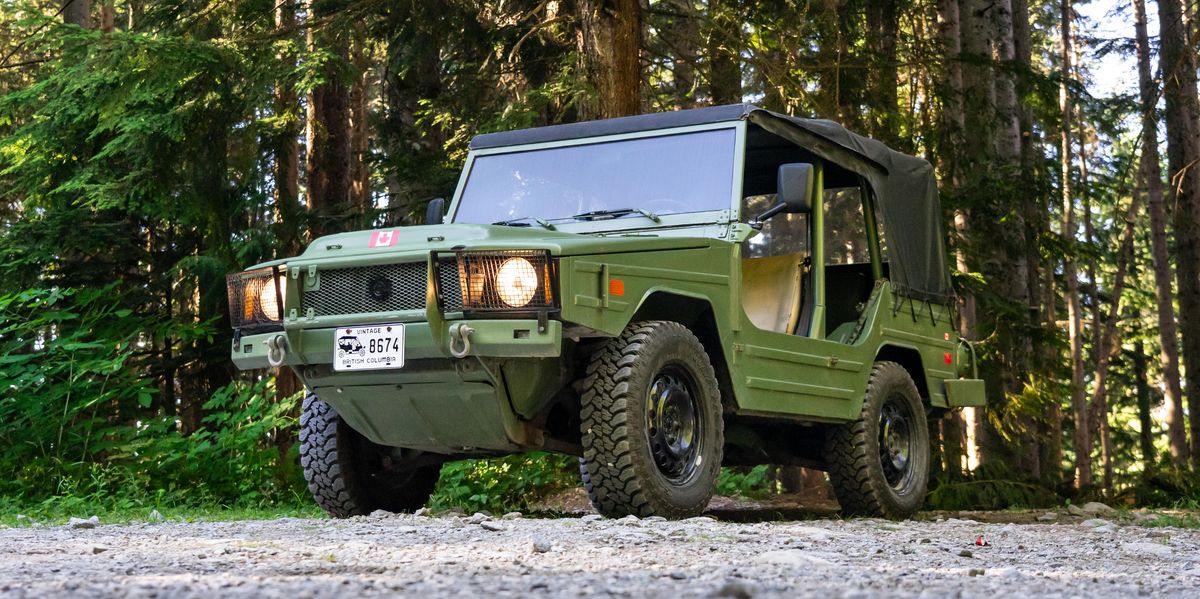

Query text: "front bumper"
[232, 318, 562, 370]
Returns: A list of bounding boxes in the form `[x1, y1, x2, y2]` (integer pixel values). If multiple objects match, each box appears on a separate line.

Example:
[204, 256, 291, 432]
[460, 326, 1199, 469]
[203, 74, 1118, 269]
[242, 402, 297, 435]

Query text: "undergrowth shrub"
[0, 286, 305, 511]
[926, 462, 1059, 510]
[716, 465, 772, 499]
[430, 452, 579, 513]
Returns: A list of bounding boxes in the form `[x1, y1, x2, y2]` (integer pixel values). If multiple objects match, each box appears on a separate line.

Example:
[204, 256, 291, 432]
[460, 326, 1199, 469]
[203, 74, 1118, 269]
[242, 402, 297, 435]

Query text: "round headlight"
[495, 257, 538, 307]
[258, 276, 285, 320]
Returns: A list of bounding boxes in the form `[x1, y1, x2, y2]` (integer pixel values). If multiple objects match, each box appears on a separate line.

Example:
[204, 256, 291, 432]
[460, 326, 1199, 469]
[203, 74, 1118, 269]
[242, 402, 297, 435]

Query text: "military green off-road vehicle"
[227, 104, 984, 520]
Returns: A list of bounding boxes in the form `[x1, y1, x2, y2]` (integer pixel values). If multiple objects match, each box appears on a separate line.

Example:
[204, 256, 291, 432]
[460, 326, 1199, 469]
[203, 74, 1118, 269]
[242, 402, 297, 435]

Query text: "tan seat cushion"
[741, 253, 804, 333]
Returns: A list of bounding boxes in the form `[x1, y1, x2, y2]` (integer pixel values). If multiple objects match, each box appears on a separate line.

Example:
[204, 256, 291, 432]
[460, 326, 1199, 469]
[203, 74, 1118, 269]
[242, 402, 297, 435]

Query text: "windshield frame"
[448, 121, 746, 235]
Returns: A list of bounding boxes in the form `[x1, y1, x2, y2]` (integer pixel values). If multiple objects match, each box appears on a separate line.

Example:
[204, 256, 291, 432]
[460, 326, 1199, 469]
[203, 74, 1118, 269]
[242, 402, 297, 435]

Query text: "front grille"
[302, 261, 462, 317]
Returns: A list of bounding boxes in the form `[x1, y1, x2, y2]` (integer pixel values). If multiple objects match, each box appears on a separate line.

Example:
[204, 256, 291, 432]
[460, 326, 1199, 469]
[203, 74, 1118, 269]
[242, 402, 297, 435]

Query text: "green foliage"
[429, 452, 580, 514]
[0, 285, 304, 509]
[1130, 469, 1200, 508]
[716, 465, 773, 499]
[926, 463, 1059, 510]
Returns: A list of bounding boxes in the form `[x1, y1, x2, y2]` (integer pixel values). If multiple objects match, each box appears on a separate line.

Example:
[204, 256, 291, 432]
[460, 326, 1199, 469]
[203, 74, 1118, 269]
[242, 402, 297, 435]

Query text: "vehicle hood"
[281, 224, 715, 266]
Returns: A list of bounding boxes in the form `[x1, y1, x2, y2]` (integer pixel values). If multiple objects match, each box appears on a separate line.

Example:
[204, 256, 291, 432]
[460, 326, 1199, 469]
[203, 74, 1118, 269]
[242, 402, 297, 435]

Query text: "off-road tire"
[299, 391, 440, 517]
[824, 361, 930, 519]
[579, 321, 723, 519]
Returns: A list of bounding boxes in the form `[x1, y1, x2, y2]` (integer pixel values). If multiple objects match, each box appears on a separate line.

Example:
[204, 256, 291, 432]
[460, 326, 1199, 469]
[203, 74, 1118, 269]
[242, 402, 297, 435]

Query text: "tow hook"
[265, 333, 289, 367]
[449, 323, 474, 358]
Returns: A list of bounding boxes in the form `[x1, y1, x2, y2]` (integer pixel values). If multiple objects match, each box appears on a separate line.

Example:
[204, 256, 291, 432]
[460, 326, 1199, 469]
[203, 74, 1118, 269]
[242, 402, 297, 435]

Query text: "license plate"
[333, 324, 405, 371]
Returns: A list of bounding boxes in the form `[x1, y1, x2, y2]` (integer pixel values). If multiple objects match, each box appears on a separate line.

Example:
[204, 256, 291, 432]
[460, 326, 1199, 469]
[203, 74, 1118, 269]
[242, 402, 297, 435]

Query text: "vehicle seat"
[741, 253, 804, 333]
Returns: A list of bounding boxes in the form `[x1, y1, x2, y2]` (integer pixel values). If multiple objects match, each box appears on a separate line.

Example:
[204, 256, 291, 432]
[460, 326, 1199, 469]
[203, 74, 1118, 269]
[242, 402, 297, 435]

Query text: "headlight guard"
[226, 265, 286, 332]
[437, 249, 558, 315]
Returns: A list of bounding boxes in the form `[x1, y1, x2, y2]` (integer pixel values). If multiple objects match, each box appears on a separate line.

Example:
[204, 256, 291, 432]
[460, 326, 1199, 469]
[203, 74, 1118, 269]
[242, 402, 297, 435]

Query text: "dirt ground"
[2, 501, 1198, 598]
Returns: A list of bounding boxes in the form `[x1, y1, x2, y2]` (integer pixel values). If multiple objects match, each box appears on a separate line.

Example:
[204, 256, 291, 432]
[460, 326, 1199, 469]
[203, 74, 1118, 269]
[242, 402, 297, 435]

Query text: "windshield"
[453, 128, 736, 226]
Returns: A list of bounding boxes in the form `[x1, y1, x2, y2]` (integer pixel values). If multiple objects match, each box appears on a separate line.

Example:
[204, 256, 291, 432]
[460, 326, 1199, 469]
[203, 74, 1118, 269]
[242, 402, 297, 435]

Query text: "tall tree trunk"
[349, 33, 372, 225]
[127, 0, 141, 29]
[1157, 0, 1200, 469]
[274, 0, 302, 411]
[1132, 342, 1156, 467]
[937, 0, 970, 476]
[1136, 0, 1189, 467]
[664, 0, 699, 108]
[705, 0, 742, 104]
[63, 0, 90, 28]
[380, 8, 444, 225]
[99, 1, 113, 33]
[1087, 186, 1140, 497]
[1059, 0, 1091, 490]
[866, 0, 900, 147]
[1011, 0, 1058, 486]
[577, 0, 642, 118]
[958, 0, 1014, 468]
[306, 2, 352, 239]
[991, 0, 1038, 478]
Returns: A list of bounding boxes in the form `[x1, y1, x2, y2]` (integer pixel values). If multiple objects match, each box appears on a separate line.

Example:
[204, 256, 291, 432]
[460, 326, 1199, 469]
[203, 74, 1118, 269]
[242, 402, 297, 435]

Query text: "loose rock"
[1082, 502, 1117, 516]
[760, 549, 835, 567]
[67, 516, 99, 529]
[713, 580, 756, 599]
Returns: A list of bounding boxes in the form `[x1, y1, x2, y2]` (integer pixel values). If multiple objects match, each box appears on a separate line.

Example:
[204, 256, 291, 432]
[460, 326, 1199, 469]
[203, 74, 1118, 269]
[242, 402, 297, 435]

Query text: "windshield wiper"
[570, 208, 661, 223]
[492, 216, 556, 230]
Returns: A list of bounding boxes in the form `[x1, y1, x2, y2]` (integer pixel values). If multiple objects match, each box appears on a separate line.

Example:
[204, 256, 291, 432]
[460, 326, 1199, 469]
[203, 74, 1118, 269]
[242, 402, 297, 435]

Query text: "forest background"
[2, 0, 1200, 518]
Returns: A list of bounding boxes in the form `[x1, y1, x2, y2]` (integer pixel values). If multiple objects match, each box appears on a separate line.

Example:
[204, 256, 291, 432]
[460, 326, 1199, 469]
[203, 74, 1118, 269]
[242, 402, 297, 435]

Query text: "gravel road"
[2, 508, 1198, 598]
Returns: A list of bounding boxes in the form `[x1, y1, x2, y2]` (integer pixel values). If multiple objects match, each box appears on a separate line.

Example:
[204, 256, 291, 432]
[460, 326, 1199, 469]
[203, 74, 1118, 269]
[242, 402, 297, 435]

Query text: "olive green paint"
[230, 118, 985, 456]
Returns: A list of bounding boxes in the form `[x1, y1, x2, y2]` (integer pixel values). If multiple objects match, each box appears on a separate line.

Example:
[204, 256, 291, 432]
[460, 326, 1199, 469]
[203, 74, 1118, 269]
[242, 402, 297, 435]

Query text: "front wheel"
[824, 361, 930, 519]
[299, 391, 441, 517]
[579, 321, 723, 518]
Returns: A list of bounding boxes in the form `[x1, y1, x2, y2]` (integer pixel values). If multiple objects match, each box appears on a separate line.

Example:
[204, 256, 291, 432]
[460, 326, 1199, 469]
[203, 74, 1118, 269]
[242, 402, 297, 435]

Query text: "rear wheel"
[300, 391, 440, 517]
[824, 361, 929, 519]
[579, 321, 723, 518]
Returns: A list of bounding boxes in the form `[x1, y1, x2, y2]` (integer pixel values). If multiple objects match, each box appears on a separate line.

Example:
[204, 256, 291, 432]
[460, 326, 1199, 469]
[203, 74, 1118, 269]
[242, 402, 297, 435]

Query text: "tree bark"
[1059, 0, 1091, 490]
[866, 0, 900, 147]
[1157, 0, 1200, 469]
[577, 0, 643, 118]
[662, 0, 699, 108]
[705, 0, 742, 104]
[305, 1, 352, 239]
[1086, 185, 1140, 497]
[349, 33, 372, 224]
[1136, 0, 1189, 467]
[274, 0, 302, 407]
[63, 0, 90, 28]
[1132, 342, 1157, 467]
[99, 1, 113, 33]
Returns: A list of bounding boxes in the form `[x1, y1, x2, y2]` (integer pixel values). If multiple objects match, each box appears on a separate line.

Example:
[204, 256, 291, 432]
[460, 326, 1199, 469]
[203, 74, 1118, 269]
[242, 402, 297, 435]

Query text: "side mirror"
[777, 163, 814, 213]
[750, 163, 814, 229]
[425, 197, 446, 225]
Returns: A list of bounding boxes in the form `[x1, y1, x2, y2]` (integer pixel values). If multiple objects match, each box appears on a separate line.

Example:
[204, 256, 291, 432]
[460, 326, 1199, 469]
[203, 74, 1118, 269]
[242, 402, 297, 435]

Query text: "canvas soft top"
[470, 104, 955, 305]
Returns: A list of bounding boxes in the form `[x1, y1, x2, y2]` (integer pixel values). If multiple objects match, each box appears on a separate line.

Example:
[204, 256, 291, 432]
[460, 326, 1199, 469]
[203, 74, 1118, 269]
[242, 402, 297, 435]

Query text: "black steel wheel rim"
[879, 394, 916, 491]
[645, 364, 703, 485]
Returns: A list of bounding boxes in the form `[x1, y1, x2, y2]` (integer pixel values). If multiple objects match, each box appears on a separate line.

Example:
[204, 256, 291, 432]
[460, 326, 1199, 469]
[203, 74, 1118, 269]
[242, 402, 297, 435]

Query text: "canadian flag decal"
[369, 230, 399, 248]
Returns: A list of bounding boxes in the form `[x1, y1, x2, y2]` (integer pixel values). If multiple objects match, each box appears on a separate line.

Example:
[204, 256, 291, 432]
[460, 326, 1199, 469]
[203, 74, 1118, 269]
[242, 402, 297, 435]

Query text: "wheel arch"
[874, 344, 931, 402]
[630, 290, 738, 413]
